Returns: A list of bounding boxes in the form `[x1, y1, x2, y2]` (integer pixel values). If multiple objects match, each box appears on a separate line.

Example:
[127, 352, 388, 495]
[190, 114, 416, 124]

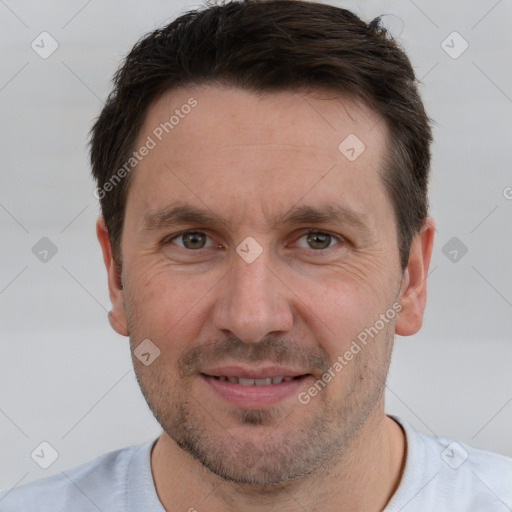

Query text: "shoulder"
[387, 416, 512, 511]
[0, 441, 156, 512]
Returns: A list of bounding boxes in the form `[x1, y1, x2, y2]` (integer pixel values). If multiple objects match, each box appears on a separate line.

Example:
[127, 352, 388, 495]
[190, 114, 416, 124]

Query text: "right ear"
[96, 216, 129, 336]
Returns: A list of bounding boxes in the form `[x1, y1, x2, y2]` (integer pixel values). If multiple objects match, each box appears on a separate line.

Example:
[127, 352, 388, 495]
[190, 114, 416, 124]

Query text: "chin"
[160, 399, 343, 486]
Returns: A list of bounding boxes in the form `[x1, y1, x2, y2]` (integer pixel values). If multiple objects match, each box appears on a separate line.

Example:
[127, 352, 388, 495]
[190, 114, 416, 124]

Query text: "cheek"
[294, 265, 397, 361]
[124, 261, 219, 354]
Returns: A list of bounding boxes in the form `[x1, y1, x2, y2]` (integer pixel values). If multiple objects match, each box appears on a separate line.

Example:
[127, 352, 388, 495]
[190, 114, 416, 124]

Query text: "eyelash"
[166, 229, 344, 252]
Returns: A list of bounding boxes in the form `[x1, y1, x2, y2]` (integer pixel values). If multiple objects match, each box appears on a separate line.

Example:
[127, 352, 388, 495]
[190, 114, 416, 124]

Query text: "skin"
[97, 85, 435, 511]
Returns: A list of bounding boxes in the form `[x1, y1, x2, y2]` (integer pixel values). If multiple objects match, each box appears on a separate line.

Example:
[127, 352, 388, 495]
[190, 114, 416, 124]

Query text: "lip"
[201, 365, 307, 379]
[200, 366, 312, 408]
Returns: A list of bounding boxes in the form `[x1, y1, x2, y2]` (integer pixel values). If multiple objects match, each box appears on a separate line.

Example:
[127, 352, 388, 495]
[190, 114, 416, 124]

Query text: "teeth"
[238, 378, 255, 386]
[214, 376, 298, 385]
[255, 378, 273, 385]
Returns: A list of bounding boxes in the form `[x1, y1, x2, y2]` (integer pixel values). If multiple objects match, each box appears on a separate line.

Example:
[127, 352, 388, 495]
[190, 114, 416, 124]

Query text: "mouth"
[207, 375, 303, 385]
[199, 368, 312, 408]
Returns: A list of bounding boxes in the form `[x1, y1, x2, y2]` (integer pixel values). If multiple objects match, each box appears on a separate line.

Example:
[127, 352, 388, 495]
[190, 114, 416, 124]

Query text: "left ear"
[96, 215, 129, 337]
[395, 217, 435, 336]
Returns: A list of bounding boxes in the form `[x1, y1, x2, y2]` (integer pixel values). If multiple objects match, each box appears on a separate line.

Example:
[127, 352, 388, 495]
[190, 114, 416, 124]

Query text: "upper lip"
[201, 365, 309, 379]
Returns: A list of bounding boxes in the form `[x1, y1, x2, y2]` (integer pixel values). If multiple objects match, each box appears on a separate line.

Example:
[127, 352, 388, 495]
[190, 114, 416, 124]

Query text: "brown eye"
[304, 232, 334, 250]
[172, 231, 210, 250]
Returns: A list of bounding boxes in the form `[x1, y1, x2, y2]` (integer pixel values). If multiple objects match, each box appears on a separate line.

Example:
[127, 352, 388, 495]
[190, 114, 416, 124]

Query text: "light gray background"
[1, 0, 511, 491]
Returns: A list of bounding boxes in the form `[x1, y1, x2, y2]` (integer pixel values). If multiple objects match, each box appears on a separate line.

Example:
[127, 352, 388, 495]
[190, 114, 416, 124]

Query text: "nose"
[212, 248, 294, 344]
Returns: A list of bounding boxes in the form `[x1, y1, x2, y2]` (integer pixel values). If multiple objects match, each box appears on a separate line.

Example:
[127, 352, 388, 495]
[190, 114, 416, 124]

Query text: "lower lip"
[201, 374, 310, 408]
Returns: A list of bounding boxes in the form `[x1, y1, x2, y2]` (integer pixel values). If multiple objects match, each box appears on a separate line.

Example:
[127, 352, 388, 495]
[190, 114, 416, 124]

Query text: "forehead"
[141, 84, 385, 154]
[126, 84, 393, 233]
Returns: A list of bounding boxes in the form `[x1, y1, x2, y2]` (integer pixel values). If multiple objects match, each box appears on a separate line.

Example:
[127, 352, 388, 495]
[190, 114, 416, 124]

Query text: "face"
[99, 85, 432, 485]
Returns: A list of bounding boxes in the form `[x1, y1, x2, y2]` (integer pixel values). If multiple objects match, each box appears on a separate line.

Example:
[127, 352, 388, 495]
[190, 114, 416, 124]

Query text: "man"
[1, 0, 511, 510]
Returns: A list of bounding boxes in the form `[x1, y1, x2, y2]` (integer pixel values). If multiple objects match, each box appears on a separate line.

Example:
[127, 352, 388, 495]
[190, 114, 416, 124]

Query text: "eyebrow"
[143, 203, 228, 230]
[272, 203, 370, 232]
[142, 201, 371, 233]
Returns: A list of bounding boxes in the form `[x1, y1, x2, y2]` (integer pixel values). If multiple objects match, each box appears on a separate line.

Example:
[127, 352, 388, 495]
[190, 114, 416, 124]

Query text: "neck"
[151, 409, 406, 512]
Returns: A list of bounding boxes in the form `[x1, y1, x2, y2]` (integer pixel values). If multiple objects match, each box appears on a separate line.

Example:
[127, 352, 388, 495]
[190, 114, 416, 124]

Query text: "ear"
[96, 216, 129, 336]
[395, 217, 435, 336]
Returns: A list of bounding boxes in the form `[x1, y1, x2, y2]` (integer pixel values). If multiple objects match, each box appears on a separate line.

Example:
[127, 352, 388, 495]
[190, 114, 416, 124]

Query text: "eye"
[169, 231, 215, 250]
[166, 230, 343, 252]
[295, 231, 342, 250]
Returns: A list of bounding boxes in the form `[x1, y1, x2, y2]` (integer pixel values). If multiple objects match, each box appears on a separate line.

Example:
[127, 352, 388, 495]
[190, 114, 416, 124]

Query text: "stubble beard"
[130, 330, 393, 487]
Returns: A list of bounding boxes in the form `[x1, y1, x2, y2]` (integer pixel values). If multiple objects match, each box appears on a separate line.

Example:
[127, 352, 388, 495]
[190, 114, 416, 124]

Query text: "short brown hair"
[90, 0, 432, 270]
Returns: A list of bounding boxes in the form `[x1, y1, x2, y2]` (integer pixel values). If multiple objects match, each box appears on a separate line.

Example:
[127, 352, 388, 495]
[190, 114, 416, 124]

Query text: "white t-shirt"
[1, 416, 511, 511]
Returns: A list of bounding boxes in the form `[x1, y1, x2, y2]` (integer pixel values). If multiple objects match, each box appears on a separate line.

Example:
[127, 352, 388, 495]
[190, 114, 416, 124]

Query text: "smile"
[200, 371, 311, 408]
[210, 376, 301, 385]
